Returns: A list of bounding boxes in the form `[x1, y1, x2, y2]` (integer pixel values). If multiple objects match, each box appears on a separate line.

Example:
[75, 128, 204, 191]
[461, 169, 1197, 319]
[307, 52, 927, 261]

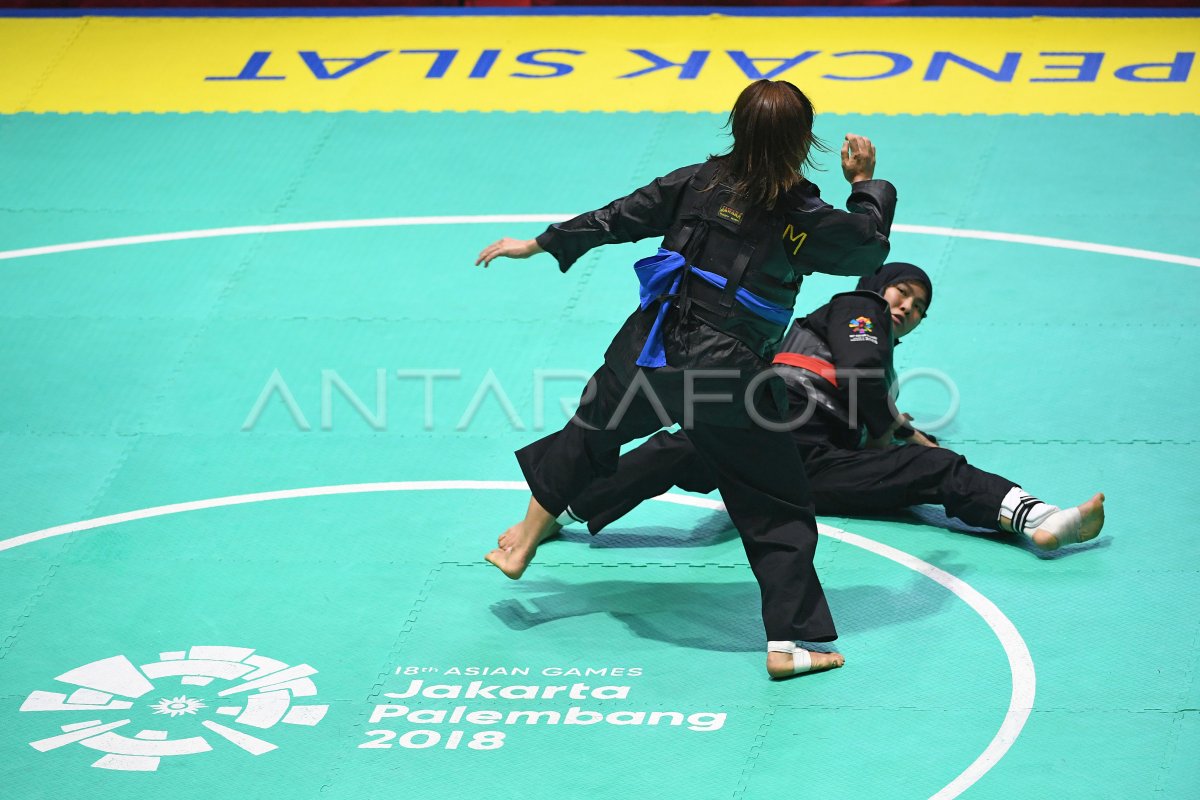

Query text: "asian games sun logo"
[19, 645, 328, 772]
[848, 316, 874, 334]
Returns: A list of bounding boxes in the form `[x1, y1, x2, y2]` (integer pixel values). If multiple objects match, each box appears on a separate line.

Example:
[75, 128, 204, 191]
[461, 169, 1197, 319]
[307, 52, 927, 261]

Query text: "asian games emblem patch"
[848, 316, 873, 334]
[848, 316, 878, 344]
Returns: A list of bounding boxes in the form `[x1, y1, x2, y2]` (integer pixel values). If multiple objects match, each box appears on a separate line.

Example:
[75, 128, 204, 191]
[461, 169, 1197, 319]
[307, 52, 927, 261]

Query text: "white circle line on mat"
[1, 480, 1034, 800]
[0, 214, 1195, 267]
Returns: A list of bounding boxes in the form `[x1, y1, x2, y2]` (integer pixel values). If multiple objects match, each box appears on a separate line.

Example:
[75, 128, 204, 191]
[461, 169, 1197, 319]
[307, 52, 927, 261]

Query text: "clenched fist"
[841, 134, 877, 184]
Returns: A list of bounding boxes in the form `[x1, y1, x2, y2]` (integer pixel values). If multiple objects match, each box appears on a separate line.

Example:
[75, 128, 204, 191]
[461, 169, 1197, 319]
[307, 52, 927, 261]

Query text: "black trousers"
[571, 429, 1016, 538]
[516, 364, 836, 644]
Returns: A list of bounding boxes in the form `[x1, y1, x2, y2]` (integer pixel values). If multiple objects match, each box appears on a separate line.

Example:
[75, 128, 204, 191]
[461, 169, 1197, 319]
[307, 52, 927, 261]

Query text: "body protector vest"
[771, 316, 899, 434]
[661, 163, 802, 359]
[772, 322, 849, 430]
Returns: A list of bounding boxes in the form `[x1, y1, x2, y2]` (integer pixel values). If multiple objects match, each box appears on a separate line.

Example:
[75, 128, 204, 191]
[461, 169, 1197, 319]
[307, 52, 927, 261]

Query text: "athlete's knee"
[675, 455, 717, 493]
[646, 430, 715, 492]
[911, 443, 968, 472]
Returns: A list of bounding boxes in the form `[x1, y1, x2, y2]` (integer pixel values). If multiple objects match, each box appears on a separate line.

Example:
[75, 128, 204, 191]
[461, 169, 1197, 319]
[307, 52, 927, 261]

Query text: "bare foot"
[486, 497, 557, 580]
[485, 533, 536, 580]
[766, 649, 845, 679]
[1033, 492, 1105, 550]
[498, 520, 561, 549]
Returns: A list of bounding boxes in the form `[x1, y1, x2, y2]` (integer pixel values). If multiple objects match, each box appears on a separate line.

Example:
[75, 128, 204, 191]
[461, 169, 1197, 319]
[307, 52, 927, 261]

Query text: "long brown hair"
[712, 80, 829, 209]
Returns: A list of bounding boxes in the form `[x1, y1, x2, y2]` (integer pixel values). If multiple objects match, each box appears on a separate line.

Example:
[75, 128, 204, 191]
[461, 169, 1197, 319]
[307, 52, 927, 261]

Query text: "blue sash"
[633, 248, 792, 368]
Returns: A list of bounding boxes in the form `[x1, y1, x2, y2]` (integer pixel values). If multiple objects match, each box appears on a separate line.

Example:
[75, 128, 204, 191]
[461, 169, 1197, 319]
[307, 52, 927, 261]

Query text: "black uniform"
[516, 161, 897, 644]
[568, 290, 1017, 538]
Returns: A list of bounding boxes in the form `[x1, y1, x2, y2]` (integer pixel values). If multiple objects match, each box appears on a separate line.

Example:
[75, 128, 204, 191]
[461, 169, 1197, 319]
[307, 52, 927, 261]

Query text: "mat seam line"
[12, 16, 88, 115]
[732, 705, 774, 800]
[0, 430, 139, 662]
[1153, 615, 1200, 794]
[134, 116, 341, 432]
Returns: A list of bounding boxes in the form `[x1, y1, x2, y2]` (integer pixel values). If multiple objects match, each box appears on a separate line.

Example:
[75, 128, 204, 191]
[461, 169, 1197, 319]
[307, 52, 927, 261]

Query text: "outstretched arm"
[474, 165, 695, 273]
[532, 164, 699, 273]
[475, 237, 544, 268]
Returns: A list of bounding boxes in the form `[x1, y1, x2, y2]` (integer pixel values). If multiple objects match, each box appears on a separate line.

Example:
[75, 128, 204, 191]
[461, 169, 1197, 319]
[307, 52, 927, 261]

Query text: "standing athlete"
[476, 80, 897, 678]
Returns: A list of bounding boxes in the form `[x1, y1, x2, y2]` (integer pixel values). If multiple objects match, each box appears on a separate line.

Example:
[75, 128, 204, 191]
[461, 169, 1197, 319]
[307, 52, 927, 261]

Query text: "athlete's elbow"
[841, 240, 891, 276]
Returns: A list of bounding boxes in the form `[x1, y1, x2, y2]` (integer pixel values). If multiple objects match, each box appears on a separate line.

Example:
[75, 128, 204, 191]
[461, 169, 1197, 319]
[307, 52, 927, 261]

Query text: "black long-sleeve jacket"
[537, 163, 895, 283]
[774, 290, 913, 449]
[536, 161, 897, 425]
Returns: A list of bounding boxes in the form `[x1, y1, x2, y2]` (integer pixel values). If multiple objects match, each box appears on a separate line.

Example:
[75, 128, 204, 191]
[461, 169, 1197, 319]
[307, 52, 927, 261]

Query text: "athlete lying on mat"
[508, 262, 1105, 579]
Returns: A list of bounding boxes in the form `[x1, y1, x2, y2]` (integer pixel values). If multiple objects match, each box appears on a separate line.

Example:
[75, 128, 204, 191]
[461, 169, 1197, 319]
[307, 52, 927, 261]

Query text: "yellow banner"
[1, 14, 1196, 114]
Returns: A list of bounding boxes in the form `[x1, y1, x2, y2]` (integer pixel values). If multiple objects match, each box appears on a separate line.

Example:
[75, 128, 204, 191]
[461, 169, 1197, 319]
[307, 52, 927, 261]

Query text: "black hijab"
[856, 262, 933, 315]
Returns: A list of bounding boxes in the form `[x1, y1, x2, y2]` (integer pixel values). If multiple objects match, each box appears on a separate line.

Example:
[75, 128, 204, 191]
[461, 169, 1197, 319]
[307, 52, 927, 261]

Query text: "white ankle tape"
[1040, 507, 1083, 547]
[1000, 488, 1059, 538]
[767, 641, 813, 674]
